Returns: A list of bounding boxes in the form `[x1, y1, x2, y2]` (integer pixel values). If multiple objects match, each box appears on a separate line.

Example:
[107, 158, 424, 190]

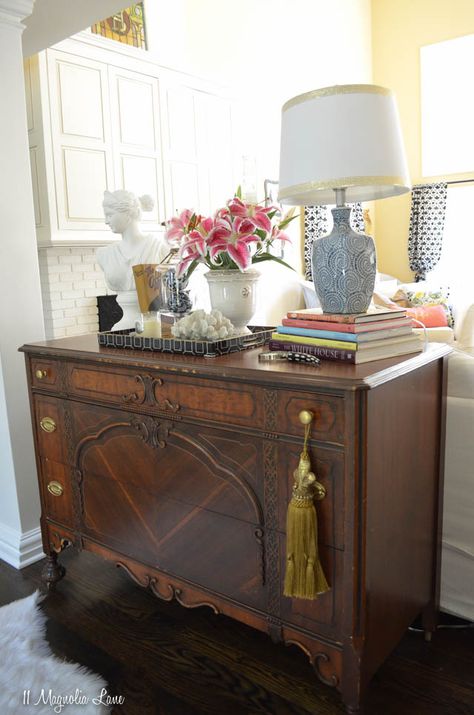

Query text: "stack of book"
[269, 306, 422, 364]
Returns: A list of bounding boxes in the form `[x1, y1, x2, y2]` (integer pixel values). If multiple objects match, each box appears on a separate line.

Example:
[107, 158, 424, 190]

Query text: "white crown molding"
[0, 522, 44, 569]
[0, 0, 35, 29]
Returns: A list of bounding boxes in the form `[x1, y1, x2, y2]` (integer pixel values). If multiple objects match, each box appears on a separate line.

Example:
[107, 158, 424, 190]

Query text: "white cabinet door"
[108, 65, 165, 228]
[160, 83, 205, 217]
[195, 91, 236, 211]
[47, 50, 114, 232]
[161, 81, 237, 219]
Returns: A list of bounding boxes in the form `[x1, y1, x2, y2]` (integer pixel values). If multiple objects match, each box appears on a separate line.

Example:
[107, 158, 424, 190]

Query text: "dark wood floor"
[1, 549, 473, 715]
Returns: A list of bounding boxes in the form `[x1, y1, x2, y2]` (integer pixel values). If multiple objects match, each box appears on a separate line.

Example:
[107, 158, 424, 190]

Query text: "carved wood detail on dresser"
[21, 335, 451, 713]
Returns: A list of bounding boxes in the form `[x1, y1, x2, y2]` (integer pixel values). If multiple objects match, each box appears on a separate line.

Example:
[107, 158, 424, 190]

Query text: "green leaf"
[235, 185, 242, 199]
[252, 253, 295, 271]
[279, 212, 299, 229]
[255, 228, 267, 241]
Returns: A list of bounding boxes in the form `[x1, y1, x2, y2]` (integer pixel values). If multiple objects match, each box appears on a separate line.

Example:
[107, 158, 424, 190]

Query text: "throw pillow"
[406, 304, 449, 328]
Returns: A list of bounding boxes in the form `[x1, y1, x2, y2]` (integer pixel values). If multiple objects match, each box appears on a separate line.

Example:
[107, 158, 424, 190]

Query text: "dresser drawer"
[33, 396, 67, 463]
[277, 443, 344, 550]
[67, 363, 264, 427]
[277, 391, 344, 444]
[280, 535, 342, 638]
[30, 358, 60, 391]
[39, 458, 74, 527]
[81, 473, 265, 610]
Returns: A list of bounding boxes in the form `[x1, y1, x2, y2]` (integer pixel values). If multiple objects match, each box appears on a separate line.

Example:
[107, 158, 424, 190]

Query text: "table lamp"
[278, 84, 410, 314]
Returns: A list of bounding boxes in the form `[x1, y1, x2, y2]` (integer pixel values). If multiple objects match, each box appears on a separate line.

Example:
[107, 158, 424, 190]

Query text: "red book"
[287, 306, 406, 324]
[281, 317, 412, 333]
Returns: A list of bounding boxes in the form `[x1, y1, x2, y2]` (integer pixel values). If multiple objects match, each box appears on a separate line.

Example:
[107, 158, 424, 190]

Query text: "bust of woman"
[97, 190, 167, 330]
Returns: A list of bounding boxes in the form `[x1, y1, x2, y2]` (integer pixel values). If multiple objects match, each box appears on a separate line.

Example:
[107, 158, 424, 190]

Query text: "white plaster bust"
[97, 190, 167, 330]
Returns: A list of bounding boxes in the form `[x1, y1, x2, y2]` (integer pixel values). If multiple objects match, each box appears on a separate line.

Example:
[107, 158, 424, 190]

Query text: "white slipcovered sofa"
[440, 349, 474, 620]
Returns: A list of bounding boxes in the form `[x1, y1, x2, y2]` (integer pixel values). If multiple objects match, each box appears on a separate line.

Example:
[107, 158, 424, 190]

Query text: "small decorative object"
[284, 410, 329, 600]
[91, 3, 147, 50]
[98, 325, 273, 357]
[159, 246, 193, 318]
[164, 189, 297, 333]
[258, 350, 321, 364]
[132, 263, 167, 337]
[97, 190, 167, 330]
[171, 309, 235, 341]
[278, 84, 411, 314]
[204, 268, 260, 335]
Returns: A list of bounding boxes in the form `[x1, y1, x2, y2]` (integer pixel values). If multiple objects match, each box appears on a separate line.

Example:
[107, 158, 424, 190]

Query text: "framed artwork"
[91, 3, 147, 50]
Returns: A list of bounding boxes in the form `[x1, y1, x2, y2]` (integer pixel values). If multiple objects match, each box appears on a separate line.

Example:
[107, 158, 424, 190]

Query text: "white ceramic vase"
[204, 268, 260, 335]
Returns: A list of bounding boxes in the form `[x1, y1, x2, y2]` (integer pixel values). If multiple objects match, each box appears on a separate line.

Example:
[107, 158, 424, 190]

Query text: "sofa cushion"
[447, 350, 474, 400]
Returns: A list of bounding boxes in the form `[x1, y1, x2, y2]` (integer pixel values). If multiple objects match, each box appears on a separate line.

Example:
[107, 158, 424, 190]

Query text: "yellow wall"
[371, 0, 474, 281]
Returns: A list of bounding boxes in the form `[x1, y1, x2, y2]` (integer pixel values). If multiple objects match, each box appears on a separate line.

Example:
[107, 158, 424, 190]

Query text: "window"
[421, 34, 474, 177]
[430, 184, 474, 309]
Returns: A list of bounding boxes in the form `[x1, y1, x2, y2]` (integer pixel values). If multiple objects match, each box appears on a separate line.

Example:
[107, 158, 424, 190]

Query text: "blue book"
[276, 325, 358, 342]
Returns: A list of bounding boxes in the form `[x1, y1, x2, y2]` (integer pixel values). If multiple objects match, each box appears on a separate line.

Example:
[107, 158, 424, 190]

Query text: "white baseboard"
[0, 523, 44, 569]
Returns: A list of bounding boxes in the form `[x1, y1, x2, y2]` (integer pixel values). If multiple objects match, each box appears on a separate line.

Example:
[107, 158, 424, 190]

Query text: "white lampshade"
[278, 84, 410, 205]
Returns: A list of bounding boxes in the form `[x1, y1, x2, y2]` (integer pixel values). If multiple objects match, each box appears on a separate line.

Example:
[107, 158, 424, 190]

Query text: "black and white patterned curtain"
[304, 203, 365, 280]
[408, 183, 447, 282]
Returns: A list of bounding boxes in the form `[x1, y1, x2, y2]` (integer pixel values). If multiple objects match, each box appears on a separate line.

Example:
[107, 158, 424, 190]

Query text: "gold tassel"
[284, 411, 329, 600]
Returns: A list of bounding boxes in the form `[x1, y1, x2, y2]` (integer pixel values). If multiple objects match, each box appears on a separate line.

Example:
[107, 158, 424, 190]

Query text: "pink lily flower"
[165, 208, 194, 243]
[227, 196, 274, 234]
[270, 225, 291, 243]
[208, 215, 260, 271]
[176, 216, 215, 276]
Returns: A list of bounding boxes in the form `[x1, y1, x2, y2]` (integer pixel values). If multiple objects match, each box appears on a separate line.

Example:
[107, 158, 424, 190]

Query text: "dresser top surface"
[20, 334, 451, 392]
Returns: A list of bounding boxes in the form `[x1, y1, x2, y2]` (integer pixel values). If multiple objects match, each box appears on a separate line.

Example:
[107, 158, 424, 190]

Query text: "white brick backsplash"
[73, 279, 97, 290]
[39, 246, 108, 339]
[83, 271, 103, 281]
[61, 289, 84, 299]
[50, 298, 75, 310]
[52, 317, 76, 328]
[65, 325, 87, 336]
[77, 314, 96, 325]
[59, 254, 82, 264]
[75, 297, 97, 307]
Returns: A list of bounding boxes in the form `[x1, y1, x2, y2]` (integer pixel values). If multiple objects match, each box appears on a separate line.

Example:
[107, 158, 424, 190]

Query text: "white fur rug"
[0, 591, 110, 714]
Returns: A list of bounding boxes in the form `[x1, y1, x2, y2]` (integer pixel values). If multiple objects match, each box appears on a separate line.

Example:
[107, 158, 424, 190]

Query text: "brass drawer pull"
[47, 481, 63, 497]
[40, 416, 57, 433]
[35, 369, 48, 379]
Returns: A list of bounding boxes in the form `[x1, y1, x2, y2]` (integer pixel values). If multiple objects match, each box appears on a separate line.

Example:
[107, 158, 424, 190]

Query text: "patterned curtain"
[304, 203, 365, 280]
[408, 183, 447, 282]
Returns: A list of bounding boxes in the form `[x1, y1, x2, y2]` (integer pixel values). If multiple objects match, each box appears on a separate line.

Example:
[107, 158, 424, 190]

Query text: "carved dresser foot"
[41, 553, 66, 590]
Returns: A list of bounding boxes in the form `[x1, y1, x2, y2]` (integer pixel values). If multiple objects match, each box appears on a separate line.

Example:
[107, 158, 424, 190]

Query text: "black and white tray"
[97, 326, 274, 358]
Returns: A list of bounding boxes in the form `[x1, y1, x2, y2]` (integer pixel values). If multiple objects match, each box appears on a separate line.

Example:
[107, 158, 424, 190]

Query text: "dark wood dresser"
[20, 336, 451, 713]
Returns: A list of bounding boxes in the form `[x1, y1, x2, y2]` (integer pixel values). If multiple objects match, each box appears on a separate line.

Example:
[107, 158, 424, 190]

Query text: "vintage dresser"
[21, 335, 450, 713]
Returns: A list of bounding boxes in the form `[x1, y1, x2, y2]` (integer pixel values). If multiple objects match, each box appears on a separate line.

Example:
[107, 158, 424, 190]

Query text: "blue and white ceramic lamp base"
[312, 207, 376, 314]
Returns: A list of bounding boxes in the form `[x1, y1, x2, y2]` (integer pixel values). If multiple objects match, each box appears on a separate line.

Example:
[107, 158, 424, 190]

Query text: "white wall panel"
[117, 76, 156, 148]
[170, 162, 200, 212]
[121, 155, 159, 222]
[24, 58, 34, 132]
[58, 61, 104, 139]
[63, 147, 107, 220]
[29, 147, 42, 225]
[166, 88, 197, 158]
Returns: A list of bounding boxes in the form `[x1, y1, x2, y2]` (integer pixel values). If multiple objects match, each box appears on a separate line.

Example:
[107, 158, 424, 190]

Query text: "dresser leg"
[41, 552, 66, 590]
[421, 602, 438, 642]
